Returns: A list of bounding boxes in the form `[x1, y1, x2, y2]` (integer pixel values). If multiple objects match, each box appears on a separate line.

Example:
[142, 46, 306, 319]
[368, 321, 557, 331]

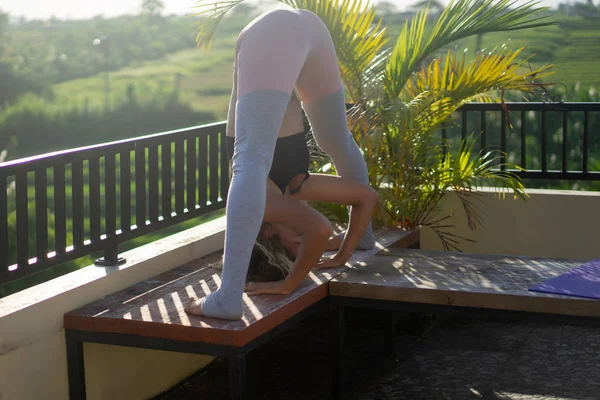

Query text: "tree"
[141, 0, 165, 16]
[411, 0, 445, 17]
[0, 9, 9, 57]
[573, 0, 599, 16]
[375, 1, 397, 16]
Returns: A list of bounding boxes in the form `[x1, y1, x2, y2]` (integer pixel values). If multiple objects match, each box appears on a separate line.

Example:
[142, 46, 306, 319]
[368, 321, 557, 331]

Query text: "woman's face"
[262, 223, 301, 258]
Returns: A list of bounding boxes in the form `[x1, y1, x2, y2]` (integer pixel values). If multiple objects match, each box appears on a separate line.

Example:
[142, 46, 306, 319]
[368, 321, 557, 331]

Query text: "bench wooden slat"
[330, 248, 600, 318]
[64, 228, 416, 347]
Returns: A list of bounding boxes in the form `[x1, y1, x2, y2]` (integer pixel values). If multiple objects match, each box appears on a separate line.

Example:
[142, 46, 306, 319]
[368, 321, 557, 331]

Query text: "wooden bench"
[64, 228, 418, 400]
[329, 247, 600, 396]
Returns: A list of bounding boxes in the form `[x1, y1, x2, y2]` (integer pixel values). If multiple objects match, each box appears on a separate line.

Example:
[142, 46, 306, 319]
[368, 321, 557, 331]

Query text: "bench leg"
[332, 306, 345, 399]
[65, 330, 86, 400]
[229, 352, 247, 400]
[384, 310, 396, 356]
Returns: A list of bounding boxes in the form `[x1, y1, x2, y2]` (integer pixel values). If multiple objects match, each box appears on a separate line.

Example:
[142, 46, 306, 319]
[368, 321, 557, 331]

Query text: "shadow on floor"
[152, 308, 600, 400]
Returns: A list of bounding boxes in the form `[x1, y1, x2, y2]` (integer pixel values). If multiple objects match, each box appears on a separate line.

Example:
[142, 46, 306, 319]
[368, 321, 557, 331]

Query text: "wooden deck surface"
[64, 228, 416, 347]
[330, 248, 600, 317]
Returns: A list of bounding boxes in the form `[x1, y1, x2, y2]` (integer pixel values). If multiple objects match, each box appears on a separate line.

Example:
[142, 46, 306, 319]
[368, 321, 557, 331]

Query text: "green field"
[50, 41, 236, 120]
[455, 18, 600, 92]
[43, 15, 600, 123]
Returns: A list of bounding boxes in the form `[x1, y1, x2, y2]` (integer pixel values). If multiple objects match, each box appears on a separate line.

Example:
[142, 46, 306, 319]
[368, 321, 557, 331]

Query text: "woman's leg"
[295, 12, 376, 250]
[187, 9, 376, 320]
[187, 9, 313, 320]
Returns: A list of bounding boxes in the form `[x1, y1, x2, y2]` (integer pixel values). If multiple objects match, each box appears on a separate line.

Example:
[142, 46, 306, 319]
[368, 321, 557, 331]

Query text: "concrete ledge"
[421, 188, 600, 261]
[0, 216, 226, 400]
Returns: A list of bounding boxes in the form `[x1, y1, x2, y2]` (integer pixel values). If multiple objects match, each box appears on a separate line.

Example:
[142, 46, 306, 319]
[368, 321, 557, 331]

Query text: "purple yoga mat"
[529, 259, 600, 300]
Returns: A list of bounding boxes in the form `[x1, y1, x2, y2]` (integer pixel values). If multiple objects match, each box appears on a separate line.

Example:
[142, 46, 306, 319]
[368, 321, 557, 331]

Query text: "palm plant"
[192, 0, 555, 250]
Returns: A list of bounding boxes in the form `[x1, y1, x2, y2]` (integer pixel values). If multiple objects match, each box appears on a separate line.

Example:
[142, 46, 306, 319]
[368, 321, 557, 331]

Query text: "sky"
[0, 0, 567, 21]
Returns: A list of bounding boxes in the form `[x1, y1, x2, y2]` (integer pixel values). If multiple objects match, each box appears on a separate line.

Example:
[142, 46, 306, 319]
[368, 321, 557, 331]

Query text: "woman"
[185, 8, 376, 320]
[242, 128, 379, 293]
[231, 91, 378, 288]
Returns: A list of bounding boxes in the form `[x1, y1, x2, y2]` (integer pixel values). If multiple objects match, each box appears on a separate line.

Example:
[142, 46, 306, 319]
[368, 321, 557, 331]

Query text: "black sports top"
[226, 132, 310, 195]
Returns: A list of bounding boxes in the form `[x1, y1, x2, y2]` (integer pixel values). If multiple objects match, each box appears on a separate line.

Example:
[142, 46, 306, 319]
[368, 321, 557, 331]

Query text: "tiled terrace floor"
[154, 309, 600, 400]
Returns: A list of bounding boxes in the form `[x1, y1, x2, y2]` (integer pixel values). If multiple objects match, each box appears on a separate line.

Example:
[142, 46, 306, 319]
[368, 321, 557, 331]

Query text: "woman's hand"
[315, 251, 351, 269]
[244, 280, 294, 296]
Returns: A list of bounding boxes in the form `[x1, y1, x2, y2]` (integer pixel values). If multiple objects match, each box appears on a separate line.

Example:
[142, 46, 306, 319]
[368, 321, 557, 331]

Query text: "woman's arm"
[325, 232, 344, 251]
[291, 174, 379, 268]
[244, 192, 332, 295]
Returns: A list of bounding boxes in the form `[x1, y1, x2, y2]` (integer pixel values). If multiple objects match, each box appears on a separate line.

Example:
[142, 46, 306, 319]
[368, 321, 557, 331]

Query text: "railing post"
[95, 152, 125, 267]
[500, 108, 507, 170]
[95, 237, 125, 267]
[441, 122, 448, 158]
[0, 174, 7, 278]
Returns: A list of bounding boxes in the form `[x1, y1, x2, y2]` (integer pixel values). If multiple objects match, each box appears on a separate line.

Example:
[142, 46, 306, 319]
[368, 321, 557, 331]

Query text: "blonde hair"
[247, 224, 295, 282]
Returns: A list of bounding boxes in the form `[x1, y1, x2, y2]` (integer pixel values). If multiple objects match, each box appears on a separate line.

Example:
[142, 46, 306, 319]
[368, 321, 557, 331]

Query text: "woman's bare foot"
[184, 297, 205, 316]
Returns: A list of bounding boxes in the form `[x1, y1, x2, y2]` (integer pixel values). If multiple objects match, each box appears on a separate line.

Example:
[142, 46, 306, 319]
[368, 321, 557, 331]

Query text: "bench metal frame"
[65, 298, 331, 400]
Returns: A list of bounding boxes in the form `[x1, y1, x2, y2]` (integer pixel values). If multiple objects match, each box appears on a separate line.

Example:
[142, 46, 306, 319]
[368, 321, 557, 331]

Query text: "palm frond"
[385, 0, 554, 98]
[405, 47, 553, 101]
[191, 0, 246, 48]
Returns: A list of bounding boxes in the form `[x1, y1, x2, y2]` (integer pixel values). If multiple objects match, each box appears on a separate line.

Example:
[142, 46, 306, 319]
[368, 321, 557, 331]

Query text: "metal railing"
[1, 122, 229, 286]
[2, 102, 599, 286]
[442, 102, 600, 181]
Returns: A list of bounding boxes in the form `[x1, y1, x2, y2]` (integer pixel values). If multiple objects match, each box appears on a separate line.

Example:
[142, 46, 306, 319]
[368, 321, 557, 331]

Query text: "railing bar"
[441, 125, 447, 144]
[562, 110, 568, 173]
[72, 161, 84, 250]
[89, 156, 101, 243]
[500, 110, 507, 171]
[186, 138, 197, 212]
[457, 102, 600, 112]
[135, 147, 146, 229]
[520, 110, 526, 169]
[54, 165, 66, 256]
[198, 135, 208, 208]
[3, 240, 110, 283]
[209, 133, 219, 204]
[461, 109, 467, 141]
[161, 142, 172, 219]
[480, 111, 486, 150]
[105, 153, 117, 242]
[148, 145, 159, 222]
[116, 202, 225, 242]
[120, 151, 132, 233]
[583, 111, 589, 173]
[15, 172, 29, 267]
[0, 122, 227, 174]
[0, 176, 8, 273]
[220, 131, 230, 203]
[541, 110, 547, 172]
[35, 167, 49, 262]
[509, 170, 600, 180]
[175, 140, 185, 214]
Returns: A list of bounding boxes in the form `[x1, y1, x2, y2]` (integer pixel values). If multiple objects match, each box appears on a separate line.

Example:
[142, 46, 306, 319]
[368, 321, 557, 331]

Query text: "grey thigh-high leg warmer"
[303, 89, 376, 249]
[199, 90, 290, 320]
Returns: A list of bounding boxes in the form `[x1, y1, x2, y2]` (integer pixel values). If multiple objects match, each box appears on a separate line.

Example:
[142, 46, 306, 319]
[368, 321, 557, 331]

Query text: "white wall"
[421, 189, 600, 261]
[0, 217, 226, 400]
